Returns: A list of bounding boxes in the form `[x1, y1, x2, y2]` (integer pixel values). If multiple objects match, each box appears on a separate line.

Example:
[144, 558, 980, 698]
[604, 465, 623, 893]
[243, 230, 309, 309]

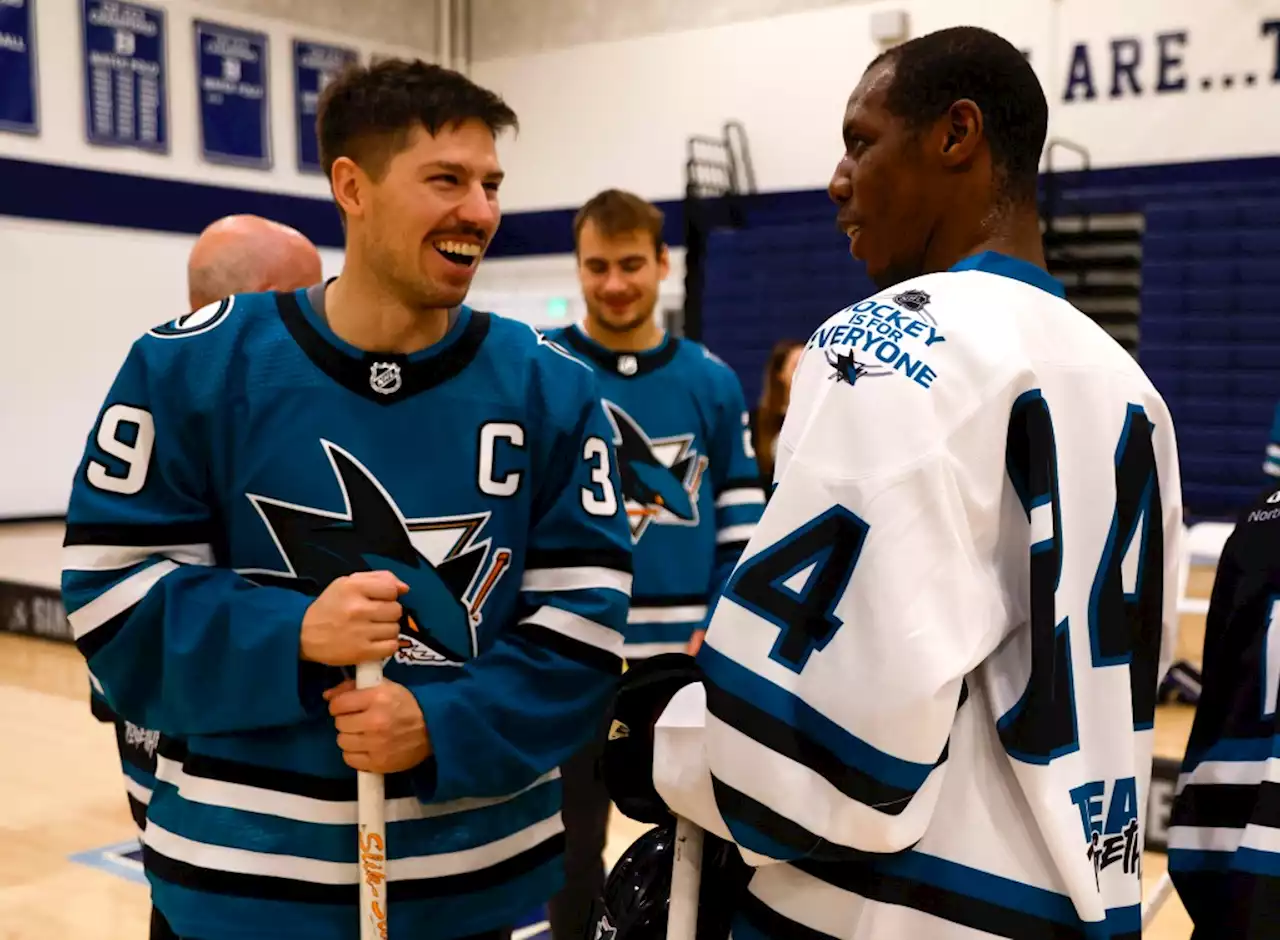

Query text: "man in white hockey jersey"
[602, 25, 1183, 940]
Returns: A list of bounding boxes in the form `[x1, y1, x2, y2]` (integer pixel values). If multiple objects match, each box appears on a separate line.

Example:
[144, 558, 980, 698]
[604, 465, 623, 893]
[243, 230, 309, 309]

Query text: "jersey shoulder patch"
[148, 296, 237, 339]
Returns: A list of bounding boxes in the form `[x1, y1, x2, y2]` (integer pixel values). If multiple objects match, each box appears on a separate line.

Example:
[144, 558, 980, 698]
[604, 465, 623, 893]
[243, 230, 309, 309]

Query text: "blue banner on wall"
[195, 20, 270, 168]
[294, 40, 358, 173]
[0, 0, 38, 135]
[82, 0, 167, 152]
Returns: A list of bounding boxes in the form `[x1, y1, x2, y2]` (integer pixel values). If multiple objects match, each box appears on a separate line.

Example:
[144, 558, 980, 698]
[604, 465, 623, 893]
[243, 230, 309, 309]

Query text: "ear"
[938, 99, 984, 168]
[330, 156, 370, 221]
[656, 244, 671, 282]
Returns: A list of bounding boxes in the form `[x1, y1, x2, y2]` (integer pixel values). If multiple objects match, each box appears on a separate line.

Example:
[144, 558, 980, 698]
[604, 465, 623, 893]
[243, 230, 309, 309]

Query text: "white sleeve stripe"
[629, 604, 707, 624]
[717, 524, 757, 545]
[716, 488, 766, 508]
[521, 605, 624, 657]
[63, 543, 215, 572]
[1177, 757, 1280, 791]
[124, 775, 154, 806]
[521, 567, 632, 595]
[1267, 461, 1280, 477]
[1268, 444, 1280, 458]
[1166, 825, 1245, 853]
[68, 560, 178, 639]
[706, 711, 944, 854]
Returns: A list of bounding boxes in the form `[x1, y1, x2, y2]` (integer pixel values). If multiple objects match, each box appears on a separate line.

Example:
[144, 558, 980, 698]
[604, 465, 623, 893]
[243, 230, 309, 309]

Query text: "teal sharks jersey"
[61, 288, 633, 940]
[546, 325, 764, 656]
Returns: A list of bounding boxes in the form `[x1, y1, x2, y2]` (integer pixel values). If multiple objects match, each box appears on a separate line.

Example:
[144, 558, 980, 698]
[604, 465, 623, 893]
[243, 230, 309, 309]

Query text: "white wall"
[0, 0, 431, 518]
[475, 0, 1280, 211]
[470, 0, 878, 61]
[0, 215, 347, 519]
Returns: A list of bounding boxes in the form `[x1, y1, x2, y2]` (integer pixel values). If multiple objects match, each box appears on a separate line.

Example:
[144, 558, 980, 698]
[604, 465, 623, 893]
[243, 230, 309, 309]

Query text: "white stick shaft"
[667, 816, 703, 940]
[1142, 871, 1175, 928]
[356, 660, 388, 940]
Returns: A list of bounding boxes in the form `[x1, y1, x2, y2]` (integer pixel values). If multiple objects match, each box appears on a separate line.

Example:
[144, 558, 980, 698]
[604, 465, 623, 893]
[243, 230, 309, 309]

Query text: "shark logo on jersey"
[827, 348, 893, 386]
[601, 400, 708, 542]
[242, 440, 512, 666]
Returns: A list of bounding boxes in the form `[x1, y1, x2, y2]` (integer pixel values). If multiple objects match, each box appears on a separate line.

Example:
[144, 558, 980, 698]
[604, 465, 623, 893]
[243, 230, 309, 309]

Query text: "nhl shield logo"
[893, 289, 931, 313]
[370, 361, 402, 395]
[617, 355, 639, 376]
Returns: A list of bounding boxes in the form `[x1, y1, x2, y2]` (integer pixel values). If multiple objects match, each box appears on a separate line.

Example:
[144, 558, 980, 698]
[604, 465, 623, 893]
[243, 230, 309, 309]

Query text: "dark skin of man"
[828, 60, 1049, 291]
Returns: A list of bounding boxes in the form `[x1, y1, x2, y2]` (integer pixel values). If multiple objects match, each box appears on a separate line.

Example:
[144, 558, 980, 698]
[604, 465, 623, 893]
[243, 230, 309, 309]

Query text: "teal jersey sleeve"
[61, 319, 329, 738]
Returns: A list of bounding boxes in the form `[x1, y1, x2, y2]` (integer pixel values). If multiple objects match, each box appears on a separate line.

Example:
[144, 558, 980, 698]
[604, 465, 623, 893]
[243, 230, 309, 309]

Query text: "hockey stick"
[667, 816, 704, 940]
[356, 660, 388, 940]
[1142, 871, 1174, 929]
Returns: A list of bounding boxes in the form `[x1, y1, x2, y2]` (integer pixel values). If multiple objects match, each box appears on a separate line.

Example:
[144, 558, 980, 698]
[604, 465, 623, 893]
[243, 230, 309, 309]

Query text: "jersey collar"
[275, 282, 490, 405]
[558, 324, 679, 379]
[949, 251, 1066, 299]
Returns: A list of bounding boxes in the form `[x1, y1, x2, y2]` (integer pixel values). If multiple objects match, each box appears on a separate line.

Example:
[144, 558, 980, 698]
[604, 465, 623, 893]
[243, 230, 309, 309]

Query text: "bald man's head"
[187, 215, 324, 310]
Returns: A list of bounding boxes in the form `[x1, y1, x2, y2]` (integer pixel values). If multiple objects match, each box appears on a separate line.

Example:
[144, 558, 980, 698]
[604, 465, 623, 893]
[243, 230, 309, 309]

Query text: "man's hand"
[686, 629, 706, 656]
[300, 571, 408, 667]
[325, 678, 431, 774]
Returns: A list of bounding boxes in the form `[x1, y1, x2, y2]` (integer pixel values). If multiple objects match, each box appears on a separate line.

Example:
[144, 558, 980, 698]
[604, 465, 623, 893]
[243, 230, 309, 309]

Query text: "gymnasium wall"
[474, 0, 1280, 210]
[3, 0, 1277, 518]
[0, 0, 425, 519]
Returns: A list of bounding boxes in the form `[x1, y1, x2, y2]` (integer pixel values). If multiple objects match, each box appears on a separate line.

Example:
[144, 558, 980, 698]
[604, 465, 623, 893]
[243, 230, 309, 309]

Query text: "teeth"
[435, 240, 481, 257]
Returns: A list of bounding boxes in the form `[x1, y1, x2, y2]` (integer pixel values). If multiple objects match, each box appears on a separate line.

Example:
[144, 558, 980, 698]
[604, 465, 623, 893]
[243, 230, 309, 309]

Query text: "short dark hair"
[573, 189, 666, 255]
[317, 58, 517, 182]
[871, 26, 1047, 202]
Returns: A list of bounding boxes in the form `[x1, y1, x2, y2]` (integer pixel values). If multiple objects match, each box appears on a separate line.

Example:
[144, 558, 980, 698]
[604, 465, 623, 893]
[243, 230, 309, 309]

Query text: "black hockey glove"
[601, 652, 703, 825]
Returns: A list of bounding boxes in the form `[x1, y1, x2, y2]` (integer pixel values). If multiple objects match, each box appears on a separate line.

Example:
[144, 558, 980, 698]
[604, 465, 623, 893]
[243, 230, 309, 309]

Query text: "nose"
[456, 180, 499, 233]
[602, 268, 630, 295]
[828, 158, 852, 204]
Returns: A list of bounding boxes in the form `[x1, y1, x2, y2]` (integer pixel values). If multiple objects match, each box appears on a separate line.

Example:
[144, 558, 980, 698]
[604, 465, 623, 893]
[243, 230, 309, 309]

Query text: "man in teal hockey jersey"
[62, 59, 632, 940]
[543, 189, 764, 940]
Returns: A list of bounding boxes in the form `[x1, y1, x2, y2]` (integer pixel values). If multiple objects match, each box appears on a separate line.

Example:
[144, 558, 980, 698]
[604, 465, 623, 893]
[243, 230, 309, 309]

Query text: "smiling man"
[61, 60, 633, 940]
[601, 26, 1184, 940]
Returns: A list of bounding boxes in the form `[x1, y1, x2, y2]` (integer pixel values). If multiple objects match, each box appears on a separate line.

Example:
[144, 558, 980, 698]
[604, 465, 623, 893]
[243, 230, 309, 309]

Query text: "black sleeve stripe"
[525, 547, 632, 574]
[719, 476, 764, 494]
[64, 520, 217, 547]
[75, 605, 135, 660]
[1171, 781, 1280, 830]
[792, 855, 1115, 939]
[716, 540, 750, 558]
[712, 775, 825, 859]
[706, 682, 922, 814]
[510, 622, 623, 675]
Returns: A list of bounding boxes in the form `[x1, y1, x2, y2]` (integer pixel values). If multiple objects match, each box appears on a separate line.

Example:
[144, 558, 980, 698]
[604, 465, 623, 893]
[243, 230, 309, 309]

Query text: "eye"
[621, 259, 645, 273]
[483, 181, 501, 193]
[431, 174, 460, 186]
[846, 137, 869, 158]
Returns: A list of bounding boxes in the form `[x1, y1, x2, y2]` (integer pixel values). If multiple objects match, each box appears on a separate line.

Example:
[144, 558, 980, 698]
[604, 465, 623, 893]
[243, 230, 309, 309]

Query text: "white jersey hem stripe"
[522, 605, 623, 656]
[716, 489, 766, 509]
[521, 567, 632, 595]
[717, 524, 756, 545]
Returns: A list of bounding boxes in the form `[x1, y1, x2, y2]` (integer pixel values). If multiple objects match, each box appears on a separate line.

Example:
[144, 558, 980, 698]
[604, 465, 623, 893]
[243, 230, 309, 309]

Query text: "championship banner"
[82, 0, 167, 152]
[0, 0, 38, 135]
[0, 580, 72, 644]
[294, 39, 357, 173]
[194, 19, 270, 168]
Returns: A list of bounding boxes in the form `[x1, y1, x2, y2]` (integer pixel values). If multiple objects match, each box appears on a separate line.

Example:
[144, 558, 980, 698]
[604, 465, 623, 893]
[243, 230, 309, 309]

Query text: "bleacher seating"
[1139, 197, 1280, 518]
[699, 193, 876, 405]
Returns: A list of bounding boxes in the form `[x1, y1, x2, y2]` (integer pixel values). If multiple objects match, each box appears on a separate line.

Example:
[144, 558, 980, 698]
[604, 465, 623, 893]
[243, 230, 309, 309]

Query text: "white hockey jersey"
[653, 252, 1183, 940]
